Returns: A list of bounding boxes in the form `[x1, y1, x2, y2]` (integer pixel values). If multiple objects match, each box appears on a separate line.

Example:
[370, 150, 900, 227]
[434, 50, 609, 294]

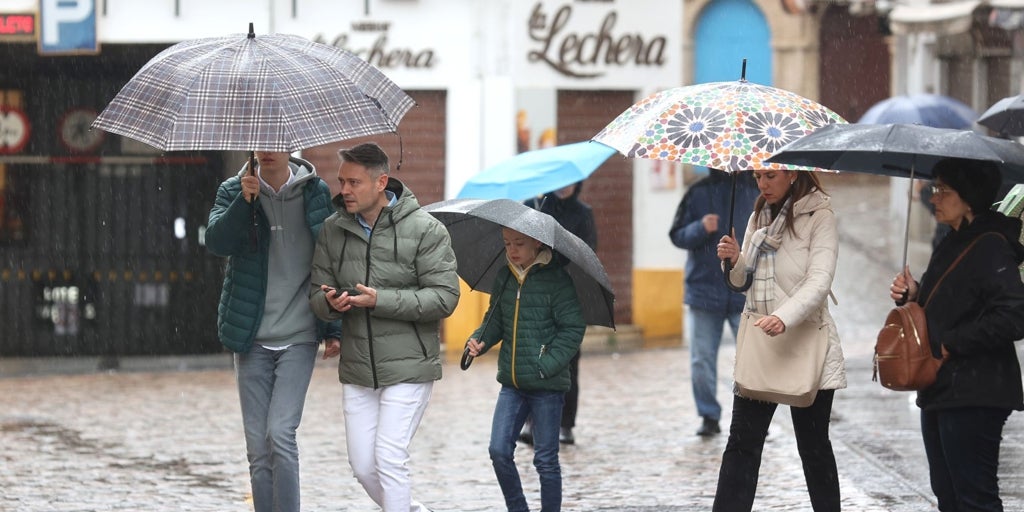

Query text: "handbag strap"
[922, 232, 1004, 308]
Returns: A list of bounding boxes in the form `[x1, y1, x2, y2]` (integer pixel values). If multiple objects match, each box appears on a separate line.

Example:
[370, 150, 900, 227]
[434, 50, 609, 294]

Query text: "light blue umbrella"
[858, 94, 977, 129]
[456, 141, 617, 201]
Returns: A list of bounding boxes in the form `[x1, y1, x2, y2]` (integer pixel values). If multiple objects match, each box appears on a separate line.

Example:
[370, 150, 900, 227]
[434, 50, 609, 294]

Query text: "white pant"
[343, 382, 433, 512]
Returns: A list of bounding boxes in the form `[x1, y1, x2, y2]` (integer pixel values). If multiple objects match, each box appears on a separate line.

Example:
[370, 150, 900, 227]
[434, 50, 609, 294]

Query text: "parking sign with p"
[40, 0, 99, 55]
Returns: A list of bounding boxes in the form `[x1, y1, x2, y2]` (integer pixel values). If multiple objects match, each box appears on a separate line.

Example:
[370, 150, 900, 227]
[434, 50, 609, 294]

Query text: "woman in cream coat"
[713, 168, 846, 512]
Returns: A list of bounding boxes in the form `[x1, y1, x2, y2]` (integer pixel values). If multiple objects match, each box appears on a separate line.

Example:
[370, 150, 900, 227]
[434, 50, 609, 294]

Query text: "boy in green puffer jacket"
[466, 227, 585, 512]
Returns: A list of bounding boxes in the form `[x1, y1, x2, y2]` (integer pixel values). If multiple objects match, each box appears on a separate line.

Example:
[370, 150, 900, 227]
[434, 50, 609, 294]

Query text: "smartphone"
[338, 288, 361, 296]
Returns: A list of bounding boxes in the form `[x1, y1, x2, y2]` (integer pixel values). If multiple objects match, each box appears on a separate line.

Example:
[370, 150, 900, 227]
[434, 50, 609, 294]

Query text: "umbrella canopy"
[456, 141, 616, 201]
[593, 61, 846, 292]
[767, 122, 1024, 268]
[978, 94, 1024, 136]
[92, 23, 415, 152]
[858, 94, 977, 129]
[423, 198, 614, 329]
[765, 123, 1024, 182]
[592, 76, 845, 172]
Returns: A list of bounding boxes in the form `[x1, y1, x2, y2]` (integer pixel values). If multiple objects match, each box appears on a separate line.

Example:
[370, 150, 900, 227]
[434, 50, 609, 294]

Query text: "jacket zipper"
[511, 284, 522, 388]
[365, 213, 379, 390]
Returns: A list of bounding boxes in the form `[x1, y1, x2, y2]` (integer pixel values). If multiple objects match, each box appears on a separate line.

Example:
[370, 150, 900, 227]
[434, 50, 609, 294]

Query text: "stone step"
[581, 324, 647, 353]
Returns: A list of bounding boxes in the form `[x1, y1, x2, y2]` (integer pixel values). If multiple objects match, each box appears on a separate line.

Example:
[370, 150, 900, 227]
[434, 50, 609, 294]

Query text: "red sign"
[0, 14, 36, 37]
[1, 106, 31, 154]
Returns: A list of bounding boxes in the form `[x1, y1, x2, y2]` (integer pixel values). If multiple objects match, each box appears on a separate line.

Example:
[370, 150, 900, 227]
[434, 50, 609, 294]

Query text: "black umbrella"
[425, 198, 614, 327]
[978, 94, 1024, 137]
[425, 198, 615, 369]
[766, 123, 1024, 267]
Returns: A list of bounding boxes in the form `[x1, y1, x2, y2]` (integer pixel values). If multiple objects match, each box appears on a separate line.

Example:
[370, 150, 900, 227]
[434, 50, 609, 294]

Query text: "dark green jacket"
[206, 164, 340, 353]
[473, 251, 585, 392]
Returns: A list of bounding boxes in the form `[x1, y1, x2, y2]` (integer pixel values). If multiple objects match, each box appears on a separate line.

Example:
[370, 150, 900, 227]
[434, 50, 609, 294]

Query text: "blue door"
[695, 0, 772, 85]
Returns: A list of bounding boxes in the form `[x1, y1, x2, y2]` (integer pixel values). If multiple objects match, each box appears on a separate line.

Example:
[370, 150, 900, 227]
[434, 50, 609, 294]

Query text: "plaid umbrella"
[92, 23, 415, 152]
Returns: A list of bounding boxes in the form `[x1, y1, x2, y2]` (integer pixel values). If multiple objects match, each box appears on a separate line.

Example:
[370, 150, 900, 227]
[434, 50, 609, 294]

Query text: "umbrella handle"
[723, 259, 753, 292]
[461, 274, 511, 371]
[460, 347, 474, 370]
[724, 172, 753, 292]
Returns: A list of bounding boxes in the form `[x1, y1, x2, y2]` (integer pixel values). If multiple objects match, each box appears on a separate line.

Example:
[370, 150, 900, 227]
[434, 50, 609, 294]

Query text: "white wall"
[93, 0, 687, 272]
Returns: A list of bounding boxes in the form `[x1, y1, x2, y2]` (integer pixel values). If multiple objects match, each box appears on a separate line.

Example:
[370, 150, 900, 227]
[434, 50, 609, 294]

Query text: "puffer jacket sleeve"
[206, 177, 253, 257]
[371, 214, 461, 322]
[471, 273, 510, 354]
[307, 180, 343, 340]
[309, 217, 343, 322]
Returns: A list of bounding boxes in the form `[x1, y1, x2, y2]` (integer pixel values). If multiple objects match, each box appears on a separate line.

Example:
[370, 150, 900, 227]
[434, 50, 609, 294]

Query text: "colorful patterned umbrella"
[593, 78, 846, 172]
[593, 65, 846, 292]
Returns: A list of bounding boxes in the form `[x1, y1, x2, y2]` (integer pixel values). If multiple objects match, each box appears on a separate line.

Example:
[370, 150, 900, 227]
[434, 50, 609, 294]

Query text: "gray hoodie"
[248, 156, 319, 347]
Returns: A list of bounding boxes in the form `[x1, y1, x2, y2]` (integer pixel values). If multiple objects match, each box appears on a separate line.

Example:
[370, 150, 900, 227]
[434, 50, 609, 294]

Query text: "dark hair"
[338, 143, 390, 177]
[753, 169, 827, 234]
[932, 158, 1002, 213]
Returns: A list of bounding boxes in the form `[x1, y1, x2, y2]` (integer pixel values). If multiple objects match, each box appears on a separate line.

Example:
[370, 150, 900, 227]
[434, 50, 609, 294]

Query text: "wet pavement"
[2, 174, 1024, 511]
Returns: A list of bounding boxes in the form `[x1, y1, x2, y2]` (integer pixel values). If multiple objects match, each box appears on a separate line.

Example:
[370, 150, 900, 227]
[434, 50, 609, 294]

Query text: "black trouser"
[712, 390, 839, 512]
[922, 406, 1010, 512]
[561, 350, 580, 429]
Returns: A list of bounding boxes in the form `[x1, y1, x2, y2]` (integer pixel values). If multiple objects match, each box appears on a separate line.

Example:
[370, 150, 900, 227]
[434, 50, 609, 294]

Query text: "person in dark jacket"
[205, 152, 341, 512]
[466, 227, 586, 512]
[521, 181, 597, 446]
[890, 158, 1024, 512]
[669, 169, 759, 436]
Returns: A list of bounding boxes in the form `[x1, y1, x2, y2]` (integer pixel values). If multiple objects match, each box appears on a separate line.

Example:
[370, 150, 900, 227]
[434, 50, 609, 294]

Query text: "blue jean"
[489, 385, 565, 512]
[713, 390, 839, 512]
[921, 407, 1011, 512]
[688, 307, 741, 421]
[235, 342, 317, 512]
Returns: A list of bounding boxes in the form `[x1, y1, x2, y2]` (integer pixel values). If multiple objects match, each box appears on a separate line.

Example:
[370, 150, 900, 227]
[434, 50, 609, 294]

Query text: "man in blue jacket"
[206, 151, 341, 512]
[669, 168, 759, 436]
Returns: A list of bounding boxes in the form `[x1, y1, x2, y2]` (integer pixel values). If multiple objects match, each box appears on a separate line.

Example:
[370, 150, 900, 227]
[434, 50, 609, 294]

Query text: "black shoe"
[518, 424, 534, 445]
[559, 427, 575, 445]
[696, 417, 721, 437]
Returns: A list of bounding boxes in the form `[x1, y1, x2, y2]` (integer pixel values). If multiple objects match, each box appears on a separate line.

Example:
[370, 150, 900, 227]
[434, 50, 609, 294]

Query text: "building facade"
[6, 0, 1012, 358]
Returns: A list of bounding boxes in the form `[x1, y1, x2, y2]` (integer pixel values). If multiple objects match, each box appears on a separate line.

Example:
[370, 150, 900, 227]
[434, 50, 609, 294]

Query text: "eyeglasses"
[930, 184, 954, 197]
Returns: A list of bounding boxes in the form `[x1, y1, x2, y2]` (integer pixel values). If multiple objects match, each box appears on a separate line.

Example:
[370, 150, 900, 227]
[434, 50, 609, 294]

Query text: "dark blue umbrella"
[456, 141, 616, 201]
[858, 94, 977, 129]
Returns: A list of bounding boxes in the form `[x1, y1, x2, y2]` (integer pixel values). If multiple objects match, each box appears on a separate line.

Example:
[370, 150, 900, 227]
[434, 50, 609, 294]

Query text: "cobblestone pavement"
[2, 174, 1024, 511]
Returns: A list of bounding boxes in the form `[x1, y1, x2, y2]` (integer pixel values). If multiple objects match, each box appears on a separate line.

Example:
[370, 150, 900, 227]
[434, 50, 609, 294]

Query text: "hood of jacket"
[791, 188, 832, 218]
[235, 155, 318, 201]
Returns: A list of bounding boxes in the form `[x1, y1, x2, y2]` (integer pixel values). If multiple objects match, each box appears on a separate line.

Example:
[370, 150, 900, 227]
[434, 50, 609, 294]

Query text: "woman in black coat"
[890, 158, 1024, 511]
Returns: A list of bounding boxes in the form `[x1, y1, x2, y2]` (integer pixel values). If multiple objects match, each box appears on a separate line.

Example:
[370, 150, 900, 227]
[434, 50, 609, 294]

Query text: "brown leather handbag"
[873, 233, 999, 391]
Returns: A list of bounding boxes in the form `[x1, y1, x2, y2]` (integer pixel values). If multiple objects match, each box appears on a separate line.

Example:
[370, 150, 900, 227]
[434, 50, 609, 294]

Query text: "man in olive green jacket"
[309, 142, 459, 512]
